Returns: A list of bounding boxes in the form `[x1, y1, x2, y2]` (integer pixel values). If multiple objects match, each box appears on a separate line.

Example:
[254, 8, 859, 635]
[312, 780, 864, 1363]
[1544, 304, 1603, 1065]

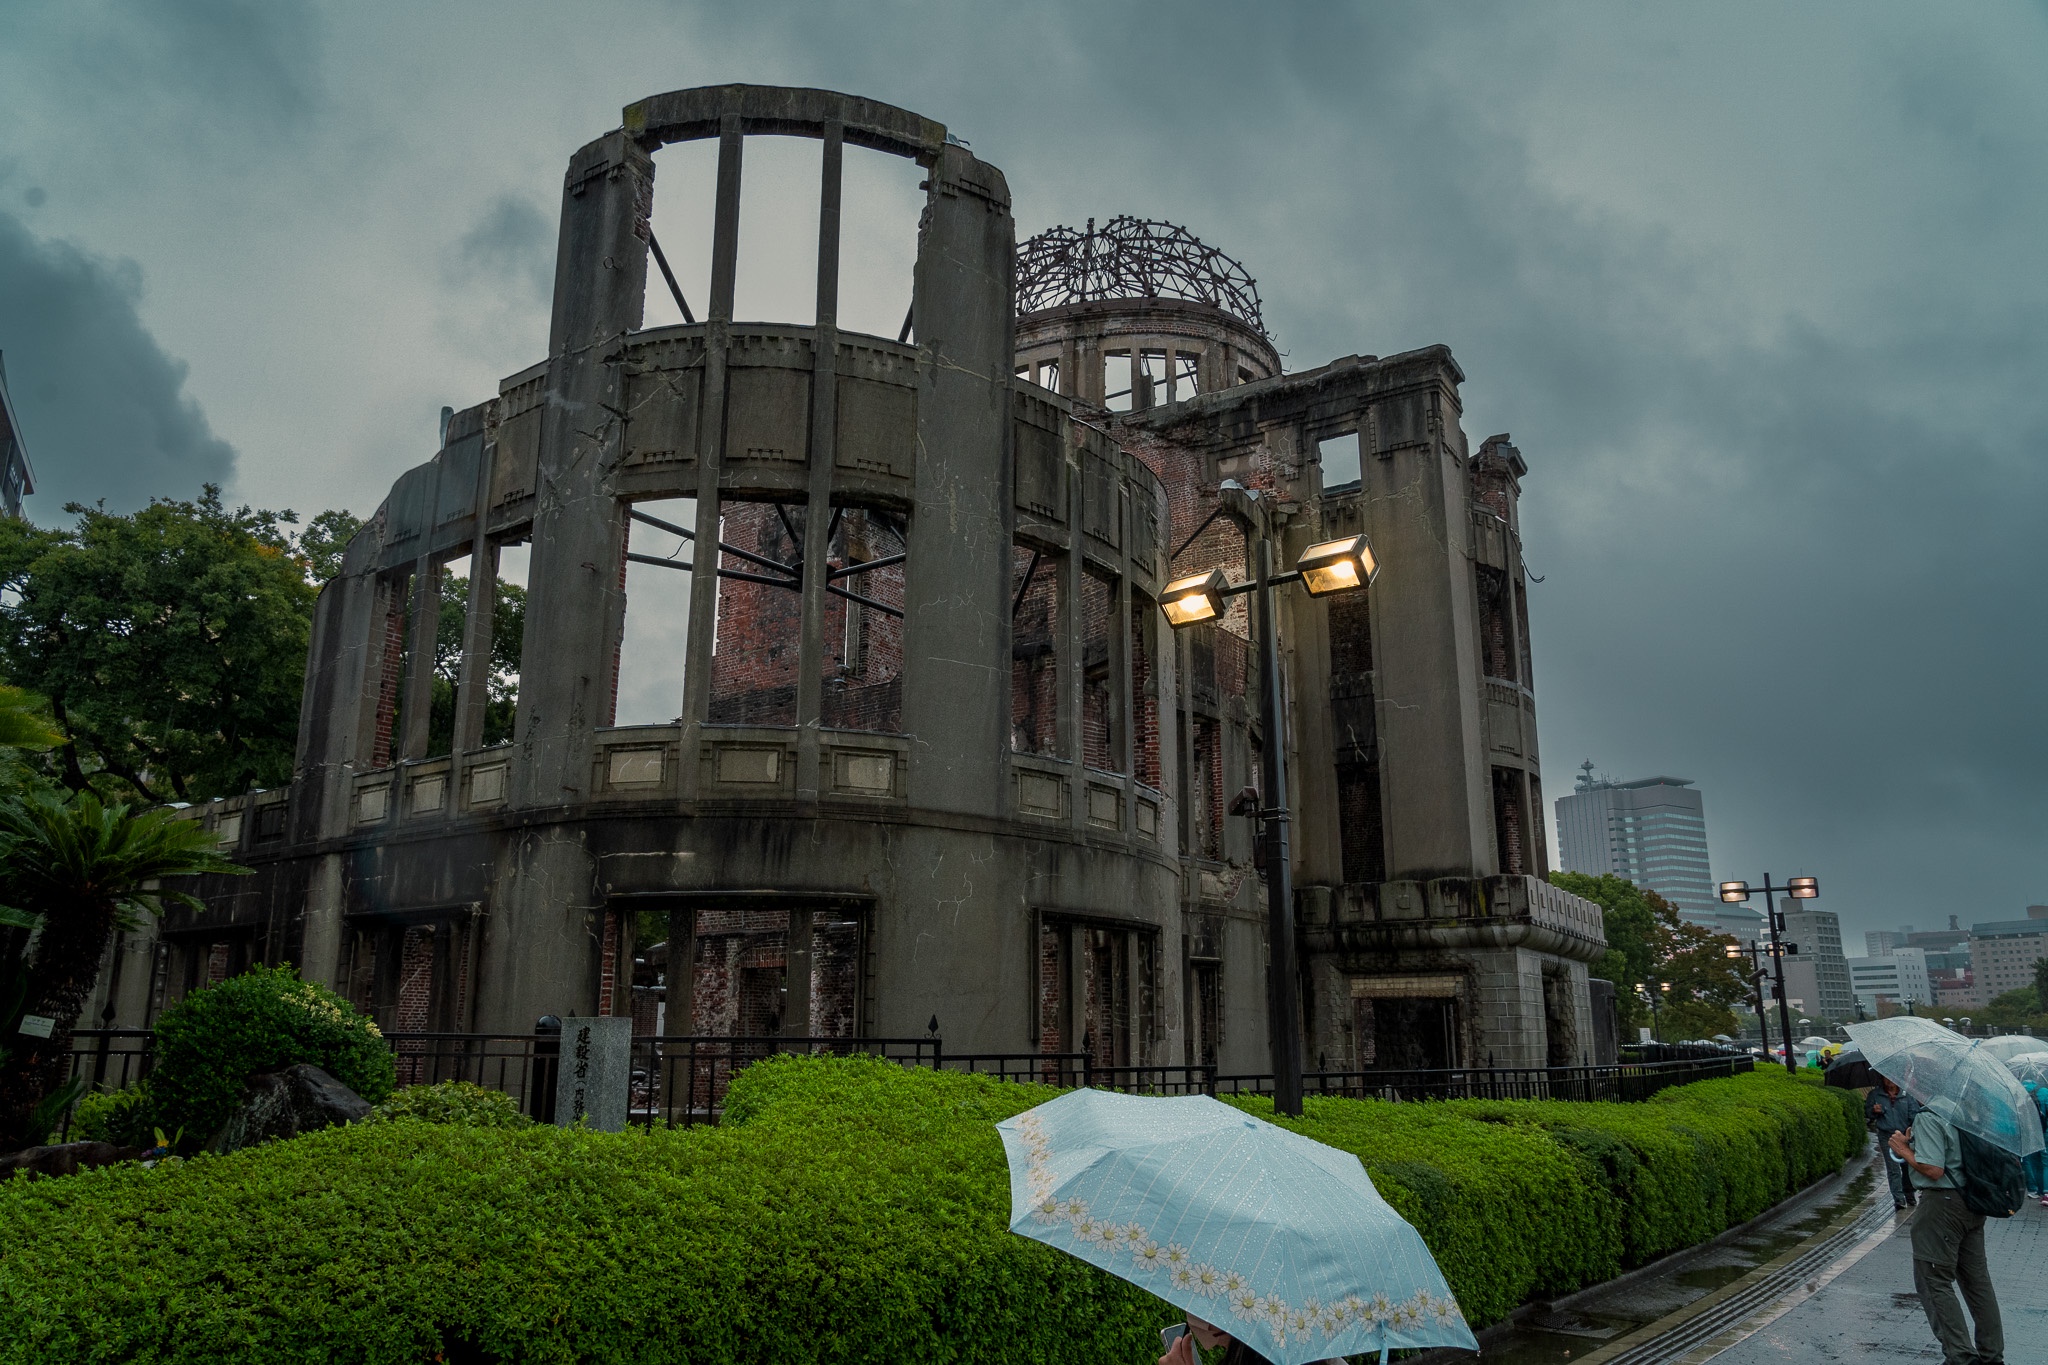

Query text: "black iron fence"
[58, 1029, 1749, 1138]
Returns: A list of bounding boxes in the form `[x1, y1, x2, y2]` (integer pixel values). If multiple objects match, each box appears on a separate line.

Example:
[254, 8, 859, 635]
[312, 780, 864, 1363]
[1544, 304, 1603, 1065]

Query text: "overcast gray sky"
[2, 1, 2044, 948]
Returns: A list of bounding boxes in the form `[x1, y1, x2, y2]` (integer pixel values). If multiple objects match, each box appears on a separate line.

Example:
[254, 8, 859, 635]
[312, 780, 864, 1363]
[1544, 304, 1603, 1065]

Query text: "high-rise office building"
[1865, 930, 1901, 957]
[1968, 907, 2048, 1002]
[1779, 903, 1855, 1020]
[1555, 765, 1749, 936]
[1848, 947, 1931, 1015]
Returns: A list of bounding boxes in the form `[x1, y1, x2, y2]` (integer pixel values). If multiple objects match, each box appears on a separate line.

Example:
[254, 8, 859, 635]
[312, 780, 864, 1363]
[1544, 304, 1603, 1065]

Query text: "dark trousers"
[1883, 1147, 1917, 1206]
[1910, 1188, 2002, 1365]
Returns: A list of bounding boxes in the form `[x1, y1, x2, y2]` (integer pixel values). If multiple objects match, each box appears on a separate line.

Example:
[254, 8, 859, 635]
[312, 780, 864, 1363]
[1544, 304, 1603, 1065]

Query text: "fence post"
[531, 1016, 561, 1123]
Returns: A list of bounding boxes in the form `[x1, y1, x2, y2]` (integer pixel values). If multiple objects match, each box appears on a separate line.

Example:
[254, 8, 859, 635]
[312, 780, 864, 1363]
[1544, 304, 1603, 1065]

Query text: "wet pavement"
[1703, 1191, 2048, 1365]
[1468, 1153, 1886, 1365]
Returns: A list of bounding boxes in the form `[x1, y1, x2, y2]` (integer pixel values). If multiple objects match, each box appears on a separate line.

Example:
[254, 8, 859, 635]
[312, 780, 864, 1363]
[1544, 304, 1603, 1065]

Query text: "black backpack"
[1955, 1128, 2026, 1217]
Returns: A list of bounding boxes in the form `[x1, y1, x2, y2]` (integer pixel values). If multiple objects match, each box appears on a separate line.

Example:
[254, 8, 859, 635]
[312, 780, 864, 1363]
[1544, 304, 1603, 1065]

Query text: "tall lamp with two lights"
[1715, 874, 1819, 1074]
[1160, 530, 1379, 1117]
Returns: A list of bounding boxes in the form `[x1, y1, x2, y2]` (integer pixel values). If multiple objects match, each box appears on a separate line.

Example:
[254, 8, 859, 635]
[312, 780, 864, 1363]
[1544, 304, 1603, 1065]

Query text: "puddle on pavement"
[1472, 1165, 1879, 1365]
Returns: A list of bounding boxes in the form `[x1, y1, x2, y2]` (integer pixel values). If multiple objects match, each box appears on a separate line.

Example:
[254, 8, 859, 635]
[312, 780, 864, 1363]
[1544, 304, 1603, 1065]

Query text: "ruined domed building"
[97, 85, 1606, 1079]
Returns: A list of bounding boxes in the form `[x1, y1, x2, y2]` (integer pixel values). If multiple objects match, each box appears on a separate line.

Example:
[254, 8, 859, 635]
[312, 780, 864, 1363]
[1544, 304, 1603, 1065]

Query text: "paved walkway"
[1704, 1197, 2048, 1365]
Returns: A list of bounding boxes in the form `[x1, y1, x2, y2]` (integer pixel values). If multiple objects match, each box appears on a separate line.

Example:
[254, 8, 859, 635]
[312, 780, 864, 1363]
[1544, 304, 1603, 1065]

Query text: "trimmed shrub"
[146, 964, 394, 1148]
[367, 1081, 531, 1129]
[0, 1060, 1860, 1364]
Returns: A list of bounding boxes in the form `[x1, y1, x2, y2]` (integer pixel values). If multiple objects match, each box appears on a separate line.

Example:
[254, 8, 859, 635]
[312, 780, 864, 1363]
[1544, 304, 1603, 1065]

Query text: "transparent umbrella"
[1846, 1017, 2047, 1157]
[1977, 1035, 2046, 1063]
[2003, 1052, 2048, 1089]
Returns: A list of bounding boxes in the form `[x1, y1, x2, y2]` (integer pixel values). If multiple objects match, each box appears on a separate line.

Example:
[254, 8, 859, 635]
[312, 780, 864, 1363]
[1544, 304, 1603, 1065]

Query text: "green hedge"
[0, 1060, 1864, 1364]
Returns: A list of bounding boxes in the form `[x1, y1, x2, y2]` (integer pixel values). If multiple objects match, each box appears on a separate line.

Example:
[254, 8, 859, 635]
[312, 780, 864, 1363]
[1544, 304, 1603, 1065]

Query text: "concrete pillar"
[1360, 375, 1495, 878]
[899, 144, 1014, 816]
[513, 128, 651, 806]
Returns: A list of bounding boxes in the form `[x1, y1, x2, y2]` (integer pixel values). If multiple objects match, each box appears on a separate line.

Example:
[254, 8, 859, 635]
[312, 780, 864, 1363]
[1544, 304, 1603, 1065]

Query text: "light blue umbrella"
[1846, 1017, 2046, 1157]
[997, 1089, 1476, 1365]
[2003, 1052, 2048, 1089]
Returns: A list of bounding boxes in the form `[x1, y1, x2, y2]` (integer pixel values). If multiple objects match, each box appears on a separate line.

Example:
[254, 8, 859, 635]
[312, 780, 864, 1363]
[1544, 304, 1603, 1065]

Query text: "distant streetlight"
[1161, 522, 1379, 1117]
[1718, 873, 1819, 1074]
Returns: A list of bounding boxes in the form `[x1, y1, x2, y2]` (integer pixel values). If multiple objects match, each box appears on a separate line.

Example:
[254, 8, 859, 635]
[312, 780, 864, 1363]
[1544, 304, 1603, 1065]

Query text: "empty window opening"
[837, 145, 924, 341]
[1036, 918, 1158, 1071]
[1103, 352, 1134, 413]
[1318, 433, 1360, 488]
[731, 136, 824, 325]
[1037, 358, 1061, 393]
[1337, 760, 1386, 884]
[1172, 351, 1201, 402]
[1136, 350, 1170, 410]
[478, 542, 528, 747]
[1080, 571, 1121, 771]
[617, 498, 696, 726]
[643, 139, 719, 329]
[421, 552, 471, 758]
[1359, 993, 1458, 1070]
[1131, 596, 1159, 789]
[1010, 543, 1060, 756]
[709, 500, 805, 727]
[822, 506, 906, 733]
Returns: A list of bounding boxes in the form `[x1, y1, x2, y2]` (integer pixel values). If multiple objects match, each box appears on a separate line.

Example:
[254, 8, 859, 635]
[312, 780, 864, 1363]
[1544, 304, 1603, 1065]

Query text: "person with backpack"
[1890, 1095, 2003, 1365]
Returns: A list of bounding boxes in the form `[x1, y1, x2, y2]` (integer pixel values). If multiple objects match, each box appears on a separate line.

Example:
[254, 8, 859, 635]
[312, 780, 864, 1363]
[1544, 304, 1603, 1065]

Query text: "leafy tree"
[0, 488, 359, 802]
[0, 788, 246, 1148]
[1549, 872, 1751, 1037]
[1980, 986, 2044, 1030]
[2036, 956, 2048, 1004]
[421, 568, 525, 754]
[297, 508, 364, 583]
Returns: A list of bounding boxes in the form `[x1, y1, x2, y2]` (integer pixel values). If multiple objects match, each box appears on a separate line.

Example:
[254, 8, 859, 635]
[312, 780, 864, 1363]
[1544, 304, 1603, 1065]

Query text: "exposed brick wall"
[706, 504, 906, 731]
[1191, 717, 1222, 859]
[1038, 922, 1066, 1055]
[1337, 762, 1386, 884]
[598, 911, 621, 1017]
[810, 919, 860, 1038]
[685, 908, 860, 1039]
[1491, 766, 1526, 876]
[1131, 599, 1159, 788]
[1080, 571, 1117, 770]
[206, 941, 231, 987]
[371, 576, 409, 768]
[1328, 594, 1374, 677]
[1476, 565, 1513, 682]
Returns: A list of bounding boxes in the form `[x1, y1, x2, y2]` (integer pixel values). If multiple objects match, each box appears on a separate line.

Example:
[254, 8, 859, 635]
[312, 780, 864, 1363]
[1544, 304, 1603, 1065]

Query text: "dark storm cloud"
[447, 195, 556, 306]
[0, 211, 236, 514]
[663, 3, 2048, 930]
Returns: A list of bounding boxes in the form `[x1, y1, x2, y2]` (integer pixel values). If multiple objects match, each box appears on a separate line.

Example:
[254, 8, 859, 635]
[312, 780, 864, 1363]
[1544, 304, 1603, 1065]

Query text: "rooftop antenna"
[1577, 759, 1597, 791]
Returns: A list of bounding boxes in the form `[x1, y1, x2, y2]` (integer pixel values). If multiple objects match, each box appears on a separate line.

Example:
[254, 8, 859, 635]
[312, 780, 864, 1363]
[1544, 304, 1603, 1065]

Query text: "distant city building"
[1933, 973, 1982, 1012]
[1778, 902, 1854, 1020]
[1967, 907, 2048, 1003]
[0, 351, 35, 519]
[1849, 947, 1931, 1015]
[1555, 765, 1746, 935]
[1865, 930, 1901, 957]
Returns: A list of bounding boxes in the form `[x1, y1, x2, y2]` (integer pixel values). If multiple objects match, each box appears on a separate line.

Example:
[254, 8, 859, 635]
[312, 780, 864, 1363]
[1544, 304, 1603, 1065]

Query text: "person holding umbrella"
[1850, 1017, 2047, 1365]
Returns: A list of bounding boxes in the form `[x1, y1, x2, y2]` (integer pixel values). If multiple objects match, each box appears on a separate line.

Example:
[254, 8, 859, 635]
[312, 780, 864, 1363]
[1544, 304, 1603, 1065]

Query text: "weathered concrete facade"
[104, 85, 1603, 1073]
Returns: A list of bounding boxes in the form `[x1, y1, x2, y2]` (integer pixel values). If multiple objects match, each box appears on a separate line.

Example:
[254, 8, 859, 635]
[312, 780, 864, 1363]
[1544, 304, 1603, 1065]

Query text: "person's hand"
[1888, 1131, 1912, 1160]
[1159, 1330, 1197, 1365]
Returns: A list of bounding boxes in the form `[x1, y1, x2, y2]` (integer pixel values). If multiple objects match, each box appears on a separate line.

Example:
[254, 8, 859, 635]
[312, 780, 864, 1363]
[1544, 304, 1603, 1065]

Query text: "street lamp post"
[1637, 980, 1671, 1042]
[1160, 522, 1379, 1118]
[1716, 874, 1819, 1074]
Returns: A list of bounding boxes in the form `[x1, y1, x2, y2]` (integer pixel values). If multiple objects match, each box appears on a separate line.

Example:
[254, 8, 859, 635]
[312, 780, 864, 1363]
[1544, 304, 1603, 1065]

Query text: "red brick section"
[1011, 545, 1060, 754]
[1130, 599, 1159, 788]
[1080, 572, 1117, 770]
[1491, 766, 1526, 876]
[706, 504, 906, 731]
[809, 920, 860, 1038]
[1477, 566, 1514, 681]
[206, 942, 231, 987]
[371, 577, 409, 768]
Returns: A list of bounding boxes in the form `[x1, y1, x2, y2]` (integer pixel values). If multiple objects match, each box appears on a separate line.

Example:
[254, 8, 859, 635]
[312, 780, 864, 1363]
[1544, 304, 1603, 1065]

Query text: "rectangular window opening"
[644, 140, 719, 329]
[1318, 433, 1361, 488]
[1104, 352, 1134, 413]
[710, 499, 804, 727]
[731, 135, 824, 326]
[1080, 571, 1122, 772]
[822, 506, 906, 733]
[838, 145, 924, 340]
[1011, 543, 1061, 756]
[617, 497, 696, 726]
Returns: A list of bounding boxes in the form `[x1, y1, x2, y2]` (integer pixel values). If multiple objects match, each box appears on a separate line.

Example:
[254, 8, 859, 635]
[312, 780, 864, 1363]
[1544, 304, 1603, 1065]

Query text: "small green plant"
[367, 1082, 531, 1129]
[146, 964, 395, 1150]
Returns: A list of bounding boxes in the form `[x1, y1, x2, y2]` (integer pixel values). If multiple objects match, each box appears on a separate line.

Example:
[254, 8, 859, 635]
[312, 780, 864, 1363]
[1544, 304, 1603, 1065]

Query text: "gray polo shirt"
[1907, 1109, 1963, 1190]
